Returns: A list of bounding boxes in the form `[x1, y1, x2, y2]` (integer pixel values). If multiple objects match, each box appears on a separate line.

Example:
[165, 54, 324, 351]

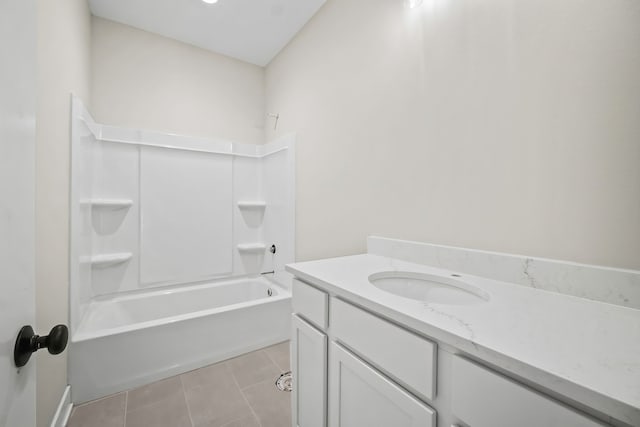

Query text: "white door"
[292, 315, 327, 427]
[328, 343, 436, 427]
[0, 0, 37, 426]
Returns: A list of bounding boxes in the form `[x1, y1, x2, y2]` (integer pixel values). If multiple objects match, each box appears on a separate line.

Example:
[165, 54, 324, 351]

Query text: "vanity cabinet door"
[292, 314, 327, 427]
[328, 343, 436, 427]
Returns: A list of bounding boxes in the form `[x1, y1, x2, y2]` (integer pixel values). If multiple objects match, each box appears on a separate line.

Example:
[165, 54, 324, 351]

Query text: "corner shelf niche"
[88, 253, 133, 268]
[237, 201, 267, 210]
[237, 243, 267, 254]
[81, 198, 133, 210]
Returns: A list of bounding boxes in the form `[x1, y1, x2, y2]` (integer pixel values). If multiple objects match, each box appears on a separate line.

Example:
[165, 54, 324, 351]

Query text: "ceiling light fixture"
[202, 0, 219, 4]
[406, 0, 423, 8]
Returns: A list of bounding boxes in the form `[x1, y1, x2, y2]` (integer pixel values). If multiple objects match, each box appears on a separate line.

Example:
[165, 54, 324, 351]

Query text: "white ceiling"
[88, 0, 326, 66]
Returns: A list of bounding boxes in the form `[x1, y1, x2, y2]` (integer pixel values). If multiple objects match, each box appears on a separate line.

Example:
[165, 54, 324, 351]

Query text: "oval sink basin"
[368, 271, 489, 305]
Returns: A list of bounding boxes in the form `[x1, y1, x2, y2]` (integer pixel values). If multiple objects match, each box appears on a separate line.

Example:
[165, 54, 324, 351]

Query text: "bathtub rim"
[72, 275, 291, 343]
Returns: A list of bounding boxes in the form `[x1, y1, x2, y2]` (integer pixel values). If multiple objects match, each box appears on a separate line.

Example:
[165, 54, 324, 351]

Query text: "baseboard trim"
[50, 385, 72, 427]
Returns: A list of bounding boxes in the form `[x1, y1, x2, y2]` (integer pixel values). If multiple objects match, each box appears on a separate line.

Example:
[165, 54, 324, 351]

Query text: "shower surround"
[68, 97, 295, 403]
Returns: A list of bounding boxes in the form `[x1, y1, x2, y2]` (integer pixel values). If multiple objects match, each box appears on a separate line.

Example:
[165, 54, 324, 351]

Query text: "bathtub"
[69, 275, 291, 403]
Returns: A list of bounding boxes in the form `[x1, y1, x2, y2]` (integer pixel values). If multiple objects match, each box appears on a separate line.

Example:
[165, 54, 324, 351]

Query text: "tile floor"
[67, 341, 291, 427]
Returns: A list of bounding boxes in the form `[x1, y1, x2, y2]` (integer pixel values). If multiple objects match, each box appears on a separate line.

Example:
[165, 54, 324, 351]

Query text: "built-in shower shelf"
[237, 201, 267, 209]
[88, 253, 133, 268]
[237, 243, 267, 253]
[81, 198, 133, 210]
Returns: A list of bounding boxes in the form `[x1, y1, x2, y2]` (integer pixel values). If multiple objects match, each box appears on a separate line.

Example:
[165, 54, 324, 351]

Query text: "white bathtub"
[69, 275, 291, 403]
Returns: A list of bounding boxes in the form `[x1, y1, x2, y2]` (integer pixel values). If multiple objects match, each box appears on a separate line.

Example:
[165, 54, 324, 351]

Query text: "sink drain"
[275, 371, 292, 392]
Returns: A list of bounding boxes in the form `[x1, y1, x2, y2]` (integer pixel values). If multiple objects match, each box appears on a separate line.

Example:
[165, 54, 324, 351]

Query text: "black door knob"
[14, 324, 69, 368]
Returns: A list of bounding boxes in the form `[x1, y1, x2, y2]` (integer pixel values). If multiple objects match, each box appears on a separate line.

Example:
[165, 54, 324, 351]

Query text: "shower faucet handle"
[270, 244, 277, 254]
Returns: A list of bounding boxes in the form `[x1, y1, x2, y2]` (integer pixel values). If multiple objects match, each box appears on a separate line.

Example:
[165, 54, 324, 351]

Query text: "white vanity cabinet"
[291, 279, 438, 427]
[291, 278, 610, 427]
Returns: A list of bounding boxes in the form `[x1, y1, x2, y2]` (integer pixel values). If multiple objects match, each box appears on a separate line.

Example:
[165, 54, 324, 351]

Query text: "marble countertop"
[286, 254, 640, 427]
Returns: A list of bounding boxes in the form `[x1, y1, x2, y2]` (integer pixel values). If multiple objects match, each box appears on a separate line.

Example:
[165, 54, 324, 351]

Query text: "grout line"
[68, 391, 129, 426]
[264, 343, 292, 374]
[122, 391, 128, 427]
[219, 414, 255, 427]
[178, 375, 196, 427]
[229, 349, 273, 390]
[258, 349, 283, 375]
[240, 377, 281, 393]
[74, 391, 126, 408]
[262, 347, 285, 373]
[229, 362, 263, 427]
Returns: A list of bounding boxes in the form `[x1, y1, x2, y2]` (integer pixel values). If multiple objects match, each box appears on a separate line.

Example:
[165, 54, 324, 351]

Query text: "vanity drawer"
[331, 298, 437, 401]
[452, 356, 606, 427]
[292, 279, 329, 330]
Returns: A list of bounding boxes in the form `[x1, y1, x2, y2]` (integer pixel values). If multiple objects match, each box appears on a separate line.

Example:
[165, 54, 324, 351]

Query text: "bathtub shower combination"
[68, 97, 295, 403]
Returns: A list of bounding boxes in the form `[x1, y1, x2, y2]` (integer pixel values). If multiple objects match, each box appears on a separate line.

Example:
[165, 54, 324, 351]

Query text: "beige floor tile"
[67, 392, 126, 427]
[127, 376, 184, 412]
[183, 363, 254, 427]
[243, 380, 292, 427]
[198, 414, 261, 427]
[68, 344, 292, 427]
[181, 361, 230, 391]
[185, 383, 254, 427]
[264, 341, 291, 372]
[227, 350, 281, 389]
[125, 393, 191, 427]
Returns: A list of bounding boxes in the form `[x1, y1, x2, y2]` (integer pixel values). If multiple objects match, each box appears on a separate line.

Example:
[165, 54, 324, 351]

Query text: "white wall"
[265, 0, 640, 270]
[36, 0, 92, 425]
[91, 17, 265, 144]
